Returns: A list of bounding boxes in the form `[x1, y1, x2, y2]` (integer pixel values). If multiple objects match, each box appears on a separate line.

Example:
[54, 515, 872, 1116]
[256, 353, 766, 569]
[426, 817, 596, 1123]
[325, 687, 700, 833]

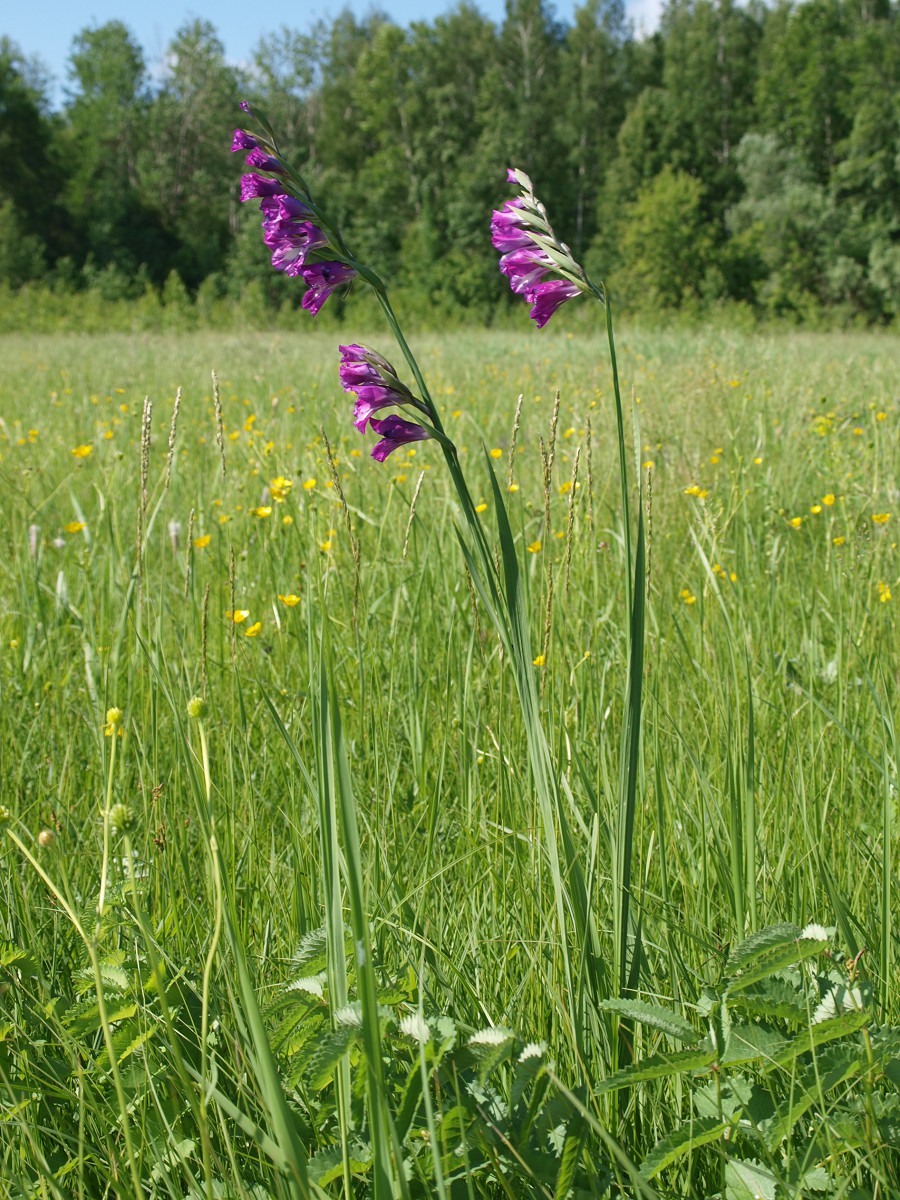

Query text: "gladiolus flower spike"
[338, 344, 431, 440]
[234, 104, 357, 314]
[492, 167, 598, 328]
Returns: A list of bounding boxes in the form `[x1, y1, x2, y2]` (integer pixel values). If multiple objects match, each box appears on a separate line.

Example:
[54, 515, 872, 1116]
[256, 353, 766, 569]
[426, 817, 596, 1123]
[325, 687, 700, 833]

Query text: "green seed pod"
[187, 695, 208, 721]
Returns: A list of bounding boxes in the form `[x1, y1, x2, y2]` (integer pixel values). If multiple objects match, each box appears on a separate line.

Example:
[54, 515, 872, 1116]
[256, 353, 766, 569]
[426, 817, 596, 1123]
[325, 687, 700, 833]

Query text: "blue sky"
[5, 0, 663, 104]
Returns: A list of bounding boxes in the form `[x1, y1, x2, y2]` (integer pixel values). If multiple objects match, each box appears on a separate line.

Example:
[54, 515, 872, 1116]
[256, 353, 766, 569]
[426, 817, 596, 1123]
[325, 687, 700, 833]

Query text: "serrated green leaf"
[724, 1157, 777, 1200]
[720, 1023, 788, 1067]
[768, 1004, 871, 1070]
[307, 1024, 362, 1089]
[726, 937, 828, 995]
[726, 925, 803, 974]
[764, 1043, 863, 1146]
[728, 979, 808, 1024]
[597, 1044, 717, 1094]
[639, 1117, 728, 1180]
[308, 1144, 371, 1186]
[600, 999, 699, 1044]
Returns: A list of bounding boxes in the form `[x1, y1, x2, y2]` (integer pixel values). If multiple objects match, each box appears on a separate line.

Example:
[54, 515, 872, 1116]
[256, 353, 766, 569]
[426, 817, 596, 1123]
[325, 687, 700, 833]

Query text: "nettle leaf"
[720, 1023, 788, 1068]
[308, 1143, 371, 1185]
[0, 942, 36, 975]
[600, 999, 700, 1044]
[768, 1004, 871, 1070]
[724, 1157, 778, 1200]
[763, 1043, 864, 1147]
[307, 1024, 362, 1089]
[467, 1028, 516, 1083]
[728, 978, 808, 1024]
[596, 1043, 717, 1094]
[726, 928, 828, 996]
[291, 926, 330, 975]
[639, 1117, 728, 1180]
[726, 925, 803, 974]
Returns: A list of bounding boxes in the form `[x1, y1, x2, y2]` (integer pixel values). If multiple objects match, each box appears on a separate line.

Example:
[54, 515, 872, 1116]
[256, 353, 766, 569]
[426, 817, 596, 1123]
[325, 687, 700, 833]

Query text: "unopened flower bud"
[0, 805, 10, 824]
[37, 829, 55, 847]
[105, 707, 123, 728]
[187, 695, 208, 720]
[109, 803, 134, 833]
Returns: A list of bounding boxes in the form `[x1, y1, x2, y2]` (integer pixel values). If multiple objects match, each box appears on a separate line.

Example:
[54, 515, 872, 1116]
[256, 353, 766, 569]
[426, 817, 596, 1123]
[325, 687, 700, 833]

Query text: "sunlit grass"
[1, 325, 898, 1195]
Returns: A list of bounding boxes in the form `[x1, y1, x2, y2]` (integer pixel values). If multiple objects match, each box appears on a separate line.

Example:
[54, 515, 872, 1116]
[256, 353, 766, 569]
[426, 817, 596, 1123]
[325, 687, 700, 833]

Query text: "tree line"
[1, 0, 898, 325]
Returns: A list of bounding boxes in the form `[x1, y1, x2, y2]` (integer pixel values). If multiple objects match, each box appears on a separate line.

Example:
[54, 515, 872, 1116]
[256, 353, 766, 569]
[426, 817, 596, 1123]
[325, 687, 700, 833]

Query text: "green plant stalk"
[97, 723, 118, 919]
[5, 824, 145, 1199]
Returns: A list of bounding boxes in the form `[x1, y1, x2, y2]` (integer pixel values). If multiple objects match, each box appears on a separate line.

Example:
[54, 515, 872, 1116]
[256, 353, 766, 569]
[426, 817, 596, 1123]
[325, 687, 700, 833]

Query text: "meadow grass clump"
[0, 115, 898, 1198]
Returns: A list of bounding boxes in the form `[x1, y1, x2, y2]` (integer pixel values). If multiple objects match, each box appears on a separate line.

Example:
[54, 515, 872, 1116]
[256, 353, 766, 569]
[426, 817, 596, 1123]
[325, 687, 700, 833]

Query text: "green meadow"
[1, 325, 899, 1197]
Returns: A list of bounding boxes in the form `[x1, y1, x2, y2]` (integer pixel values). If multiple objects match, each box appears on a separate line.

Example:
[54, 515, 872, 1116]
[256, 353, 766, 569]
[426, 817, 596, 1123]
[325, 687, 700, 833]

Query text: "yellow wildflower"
[245, 621, 262, 637]
[872, 513, 891, 525]
[227, 610, 250, 624]
[252, 506, 272, 518]
[753, 456, 763, 465]
[475, 502, 488, 513]
[527, 540, 542, 553]
[302, 479, 317, 490]
[532, 654, 545, 667]
[193, 534, 211, 548]
[877, 581, 891, 603]
[823, 494, 835, 506]
[509, 483, 520, 493]
[71, 444, 93, 458]
[810, 505, 822, 515]
[788, 516, 803, 528]
[269, 476, 293, 502]
[489, 448, 502, 459]
[643, 460, 655, 470]
[680, 589, 696, 605]
[282, 515, 293, 525]
[278, 594, 301, 607]
[63, 521, 86, 534]
[832, 535, 845, 546]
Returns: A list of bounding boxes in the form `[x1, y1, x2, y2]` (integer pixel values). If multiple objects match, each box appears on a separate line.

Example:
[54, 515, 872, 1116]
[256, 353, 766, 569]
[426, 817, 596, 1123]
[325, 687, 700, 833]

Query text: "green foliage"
[613, 165, 714, 309]
[1, 0, 898, 321]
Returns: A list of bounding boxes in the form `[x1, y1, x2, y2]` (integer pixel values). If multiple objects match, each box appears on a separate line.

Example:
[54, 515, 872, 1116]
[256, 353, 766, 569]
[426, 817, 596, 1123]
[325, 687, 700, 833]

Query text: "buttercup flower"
[369, 415, 431, 462]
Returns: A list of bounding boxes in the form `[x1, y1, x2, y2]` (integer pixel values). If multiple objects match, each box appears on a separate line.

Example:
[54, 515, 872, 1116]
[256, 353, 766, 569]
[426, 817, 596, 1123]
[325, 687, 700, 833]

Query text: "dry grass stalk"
[507, 393, 524, 492]
[212, 370, 226, 477]
[542, 558, 554, 669]
[164, 387, 182, 492]
[564, 445, 581, 598]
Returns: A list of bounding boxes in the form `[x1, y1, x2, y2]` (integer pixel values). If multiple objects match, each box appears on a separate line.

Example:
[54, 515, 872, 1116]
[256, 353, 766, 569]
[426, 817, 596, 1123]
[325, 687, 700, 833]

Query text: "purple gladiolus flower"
[231, 129, 258, 152]
[499, 247, 553, 296]
[351, 386, 413, 432]
[300, 262, 356, 315]
[240, 173, 284, 201]
[528, 280, 581, 329]
[245, 146, 285, 174]
[266, 221, 329, 273]
[260, 195, 313, 222]
[369, 415, 431, 462]
[339, 343, 415, 430]
[239, 100, 251, 113]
